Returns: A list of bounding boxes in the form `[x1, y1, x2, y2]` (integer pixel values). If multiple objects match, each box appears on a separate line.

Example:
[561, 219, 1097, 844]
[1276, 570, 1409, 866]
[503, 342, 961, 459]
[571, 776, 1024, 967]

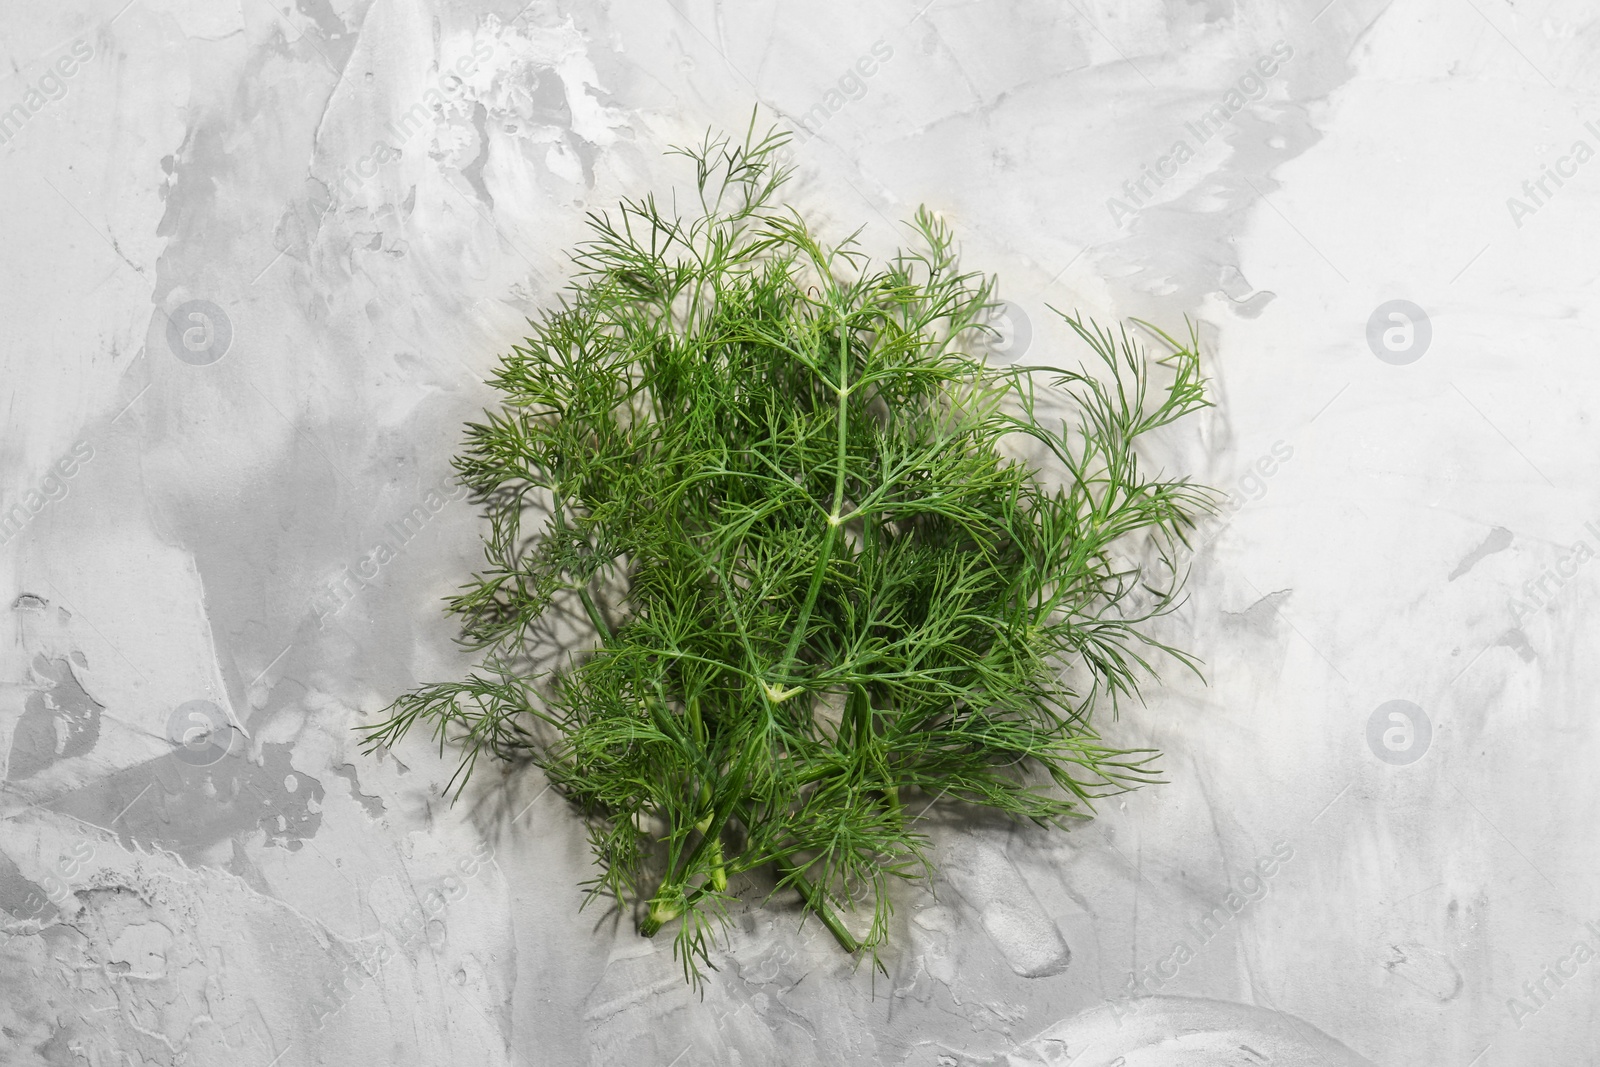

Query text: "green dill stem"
[775, 321, 852, 684]
[578, 587, 612, 640]
[776, 857, 860, 954]
[690, 691, 728, 896]
[697, 815, 728, 893]
[777, 524, 838, 686]
[639, 895, 680, 937]
[880, 784, 901, 820]
[849, 684, 870, 750]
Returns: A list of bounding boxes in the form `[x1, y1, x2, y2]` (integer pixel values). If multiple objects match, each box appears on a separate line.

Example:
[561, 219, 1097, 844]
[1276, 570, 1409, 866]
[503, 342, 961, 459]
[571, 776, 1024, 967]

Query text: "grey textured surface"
[1, 1, 1594, 1064]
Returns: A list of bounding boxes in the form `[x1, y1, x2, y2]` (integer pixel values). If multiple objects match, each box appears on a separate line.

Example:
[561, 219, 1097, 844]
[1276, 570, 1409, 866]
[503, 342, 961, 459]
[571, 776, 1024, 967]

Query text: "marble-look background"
[1, 0, 1595, 1063]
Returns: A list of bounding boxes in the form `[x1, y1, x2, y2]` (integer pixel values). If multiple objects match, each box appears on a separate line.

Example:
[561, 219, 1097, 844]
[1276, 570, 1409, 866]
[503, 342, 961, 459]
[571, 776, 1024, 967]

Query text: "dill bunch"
[360, 118, 1217, 985]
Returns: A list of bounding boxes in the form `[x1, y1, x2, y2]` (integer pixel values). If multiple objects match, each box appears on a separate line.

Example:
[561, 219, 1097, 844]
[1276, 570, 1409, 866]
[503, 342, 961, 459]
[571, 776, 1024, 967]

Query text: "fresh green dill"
[359, 115, 1218, 987]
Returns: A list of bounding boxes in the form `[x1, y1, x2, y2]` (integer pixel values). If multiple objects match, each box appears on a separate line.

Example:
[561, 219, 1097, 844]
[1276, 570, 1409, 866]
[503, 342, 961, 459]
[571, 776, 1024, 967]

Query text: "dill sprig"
[360, 115, 1217, 986]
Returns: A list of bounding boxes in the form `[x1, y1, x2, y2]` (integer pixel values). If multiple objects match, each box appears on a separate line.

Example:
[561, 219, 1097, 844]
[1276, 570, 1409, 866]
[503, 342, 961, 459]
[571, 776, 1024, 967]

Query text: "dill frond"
[361, 112, 1218, 987]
